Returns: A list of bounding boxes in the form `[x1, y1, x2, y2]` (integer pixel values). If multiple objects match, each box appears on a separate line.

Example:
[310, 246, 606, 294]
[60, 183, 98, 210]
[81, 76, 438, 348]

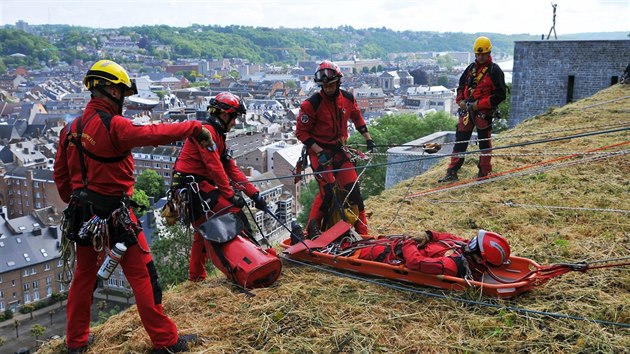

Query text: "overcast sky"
[1, 0, 628, 35]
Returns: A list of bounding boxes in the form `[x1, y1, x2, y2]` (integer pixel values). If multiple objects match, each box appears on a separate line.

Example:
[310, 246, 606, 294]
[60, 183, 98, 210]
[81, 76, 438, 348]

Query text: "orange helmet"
[468, 230, 510, 266]
[314, 60, 343, 84]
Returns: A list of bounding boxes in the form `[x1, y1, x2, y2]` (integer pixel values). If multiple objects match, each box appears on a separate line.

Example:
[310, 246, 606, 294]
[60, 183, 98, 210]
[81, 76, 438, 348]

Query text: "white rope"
[425, 199, 630, 214]
[409, 149, 630, 198]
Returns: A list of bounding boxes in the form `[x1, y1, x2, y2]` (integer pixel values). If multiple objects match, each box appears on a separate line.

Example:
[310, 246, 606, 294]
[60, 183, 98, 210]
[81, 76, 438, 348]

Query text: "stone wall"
[510, 40, 630, 127]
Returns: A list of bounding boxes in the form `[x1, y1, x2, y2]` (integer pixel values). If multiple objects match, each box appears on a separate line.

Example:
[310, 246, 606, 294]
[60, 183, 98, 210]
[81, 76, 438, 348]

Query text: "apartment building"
[0, 211, 65, 312]
[0, 164, 66, 219]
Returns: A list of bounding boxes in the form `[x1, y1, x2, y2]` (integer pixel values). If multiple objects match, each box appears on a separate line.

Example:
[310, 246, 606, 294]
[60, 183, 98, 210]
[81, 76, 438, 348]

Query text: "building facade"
[510, 40, 630, 127]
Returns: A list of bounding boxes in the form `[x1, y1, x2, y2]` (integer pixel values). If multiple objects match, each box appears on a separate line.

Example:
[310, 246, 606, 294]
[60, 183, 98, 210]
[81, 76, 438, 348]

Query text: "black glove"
[228, 194, 246, 209]
[252, 192, 267, 210]
[317, 151, 331, 167]
[366, 139, 376, 153]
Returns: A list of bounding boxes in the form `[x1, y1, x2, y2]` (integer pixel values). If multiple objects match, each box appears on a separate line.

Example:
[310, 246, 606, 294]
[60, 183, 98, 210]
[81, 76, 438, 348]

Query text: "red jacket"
[357, 231, 483, 277]
[296, 90, 367, 148]
[455, 56, 506, 113]
[54, 98, 202, 202]
[173, 117, 258, 199]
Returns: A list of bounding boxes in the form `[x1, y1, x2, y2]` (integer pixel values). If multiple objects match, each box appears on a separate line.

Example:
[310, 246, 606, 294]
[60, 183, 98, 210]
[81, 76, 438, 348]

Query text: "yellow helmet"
[84, 60, 137, 96]
[473, 36, 492, 54]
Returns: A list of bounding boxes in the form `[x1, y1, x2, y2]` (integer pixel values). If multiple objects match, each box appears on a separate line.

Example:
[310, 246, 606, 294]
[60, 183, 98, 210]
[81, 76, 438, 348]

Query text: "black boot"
[306, 219, 320, 240]
[152, 334, 199, 354]
[438, 170, 458, 183]
[290, 221, 304, 245]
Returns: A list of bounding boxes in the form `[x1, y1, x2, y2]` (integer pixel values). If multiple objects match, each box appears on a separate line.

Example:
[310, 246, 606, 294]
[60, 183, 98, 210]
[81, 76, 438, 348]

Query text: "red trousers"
[307, 149, 368, 234]
[189, 188, 242, 281]
[66, 217, 178, 350]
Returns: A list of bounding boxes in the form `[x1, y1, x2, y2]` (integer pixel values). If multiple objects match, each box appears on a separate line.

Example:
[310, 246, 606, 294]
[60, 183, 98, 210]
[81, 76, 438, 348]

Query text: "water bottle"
[97, 243, 127, 280]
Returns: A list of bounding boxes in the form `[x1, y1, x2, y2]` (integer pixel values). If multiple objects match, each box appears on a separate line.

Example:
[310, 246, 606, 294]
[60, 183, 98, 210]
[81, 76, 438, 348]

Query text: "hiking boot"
[438, 170, 458, 183]
[477, 171, 489, 179]
[290, 221, 305, 245]
[67, 334, 94, 354]
[306, 220, 320, 240]
[152, 334, 199, 354]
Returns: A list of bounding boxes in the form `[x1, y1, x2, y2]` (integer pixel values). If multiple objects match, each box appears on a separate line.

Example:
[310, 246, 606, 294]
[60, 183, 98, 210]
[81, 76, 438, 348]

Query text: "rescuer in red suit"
[54, 60, 210, 354]
[296, 60, 375, 238]
[172, 92, 267, 282]
[439, 36, 506, 182]
[355, 230, 511, 278]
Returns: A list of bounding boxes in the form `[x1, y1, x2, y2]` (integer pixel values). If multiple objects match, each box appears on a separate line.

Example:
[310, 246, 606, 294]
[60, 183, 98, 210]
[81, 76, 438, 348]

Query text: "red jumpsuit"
[296, 89, 368, 234]
[54, 98, 203, 350]
[448, 56, 506, 176]
[173, 116, 259, 281]
[357, 231, 483, 278]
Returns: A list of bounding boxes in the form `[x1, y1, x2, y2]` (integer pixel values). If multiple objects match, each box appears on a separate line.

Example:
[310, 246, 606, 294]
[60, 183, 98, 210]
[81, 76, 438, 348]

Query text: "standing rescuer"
[439, 36, 506, 182]
[172, 91, 267, 282]
[296, 60, 375, 238]
[54, 60, 211, 354]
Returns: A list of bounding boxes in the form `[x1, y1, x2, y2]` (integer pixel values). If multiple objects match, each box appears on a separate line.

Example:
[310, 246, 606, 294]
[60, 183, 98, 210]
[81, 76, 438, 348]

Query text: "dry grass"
[39, 85, 630, 353]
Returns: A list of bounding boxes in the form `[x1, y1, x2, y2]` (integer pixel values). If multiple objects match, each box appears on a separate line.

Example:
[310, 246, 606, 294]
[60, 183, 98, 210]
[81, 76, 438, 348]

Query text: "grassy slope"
[39, 85, 630, 353]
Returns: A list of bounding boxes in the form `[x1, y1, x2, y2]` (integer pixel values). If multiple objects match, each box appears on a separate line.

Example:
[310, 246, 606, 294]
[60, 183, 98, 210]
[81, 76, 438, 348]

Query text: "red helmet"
[208, 92, 246, 115]
[468, 230, 511, 266]
[314, 60, 343, 84]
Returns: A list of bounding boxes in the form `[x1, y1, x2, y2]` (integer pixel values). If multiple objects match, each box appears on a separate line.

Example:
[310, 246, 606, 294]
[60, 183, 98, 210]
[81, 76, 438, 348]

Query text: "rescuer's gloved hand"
[366, 139, 376, 153]
[252, 192, 267, 210]
[228, 194, 246, 209]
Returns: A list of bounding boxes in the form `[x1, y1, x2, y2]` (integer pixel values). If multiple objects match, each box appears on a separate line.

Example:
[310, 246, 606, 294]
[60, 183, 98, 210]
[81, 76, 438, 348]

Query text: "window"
[23, 283, 29, 291]
[46, 276, 52, 285]
[25, 200, 29, 207]
[23, 269, 29, 277]
[36, 202, 41, 208]
[0, 291, 3, 298]
[57, 259, 63, 267]
[36, 192, 41, 198]
[30, 267, 36, 275]
[12, 280, 15, 286]
[23, 180, 27, 187]
[0, 301, 4, 311]
[566, 75, 575, 103]
[44, 263, 50, 271]
[34, 182, 39, 187]
[46, 287, 52, 297]
[24, 293, 31, 303]
[33, 291, 40, 301]
[0, 275, 2, 283]
[33, 280, 39, 289]
[17, 190, 21, 195]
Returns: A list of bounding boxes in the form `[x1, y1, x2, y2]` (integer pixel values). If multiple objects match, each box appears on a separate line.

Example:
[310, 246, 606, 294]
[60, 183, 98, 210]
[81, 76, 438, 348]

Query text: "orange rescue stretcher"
[281, 221, 590, 298]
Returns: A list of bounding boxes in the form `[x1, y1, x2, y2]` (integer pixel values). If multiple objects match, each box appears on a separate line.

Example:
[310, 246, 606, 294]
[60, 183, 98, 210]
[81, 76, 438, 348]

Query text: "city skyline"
[1, 0, 628, 36]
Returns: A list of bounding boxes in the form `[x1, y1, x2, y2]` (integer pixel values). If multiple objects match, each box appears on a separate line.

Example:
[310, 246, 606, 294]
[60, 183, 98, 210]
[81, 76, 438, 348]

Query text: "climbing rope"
[280, 255, 630, 329]
[424, 199, 630, 214]
[408, 148, 630, 199]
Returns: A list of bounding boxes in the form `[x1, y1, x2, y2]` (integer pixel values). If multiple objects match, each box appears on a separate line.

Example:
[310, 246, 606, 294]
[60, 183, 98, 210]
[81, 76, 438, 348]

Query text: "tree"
[131, 189, 150, 219]
[437, 75, 449, 87]
[22, 303, 35, 320]
[30, 324, 46, 344]
[135, 169, 166, 200]
[496, 83, 512, 133]
[410, 68, 429, 85]
[347, 111, 456, 198]
[297, 179, 320, 225]
[152, 225, 200, 287]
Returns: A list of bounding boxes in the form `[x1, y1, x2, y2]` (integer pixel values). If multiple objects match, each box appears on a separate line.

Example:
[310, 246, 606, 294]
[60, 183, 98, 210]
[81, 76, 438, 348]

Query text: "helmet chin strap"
[95, 85, 125, 114]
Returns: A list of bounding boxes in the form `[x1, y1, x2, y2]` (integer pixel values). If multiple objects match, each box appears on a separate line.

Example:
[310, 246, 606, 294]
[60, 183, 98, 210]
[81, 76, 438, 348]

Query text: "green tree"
[30, 323, 46, 343]
[437, 75, 449, 87]
[131, 189, 150, 219]
[135, 169, 166, 200]
[21, 304, 35, 320]
[152, 225, 203, 287]
[496, 82, 512, 132]
[347, 111, 456, 197]
[285, 80, 297, 89]
[297, 179, 320, 225]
